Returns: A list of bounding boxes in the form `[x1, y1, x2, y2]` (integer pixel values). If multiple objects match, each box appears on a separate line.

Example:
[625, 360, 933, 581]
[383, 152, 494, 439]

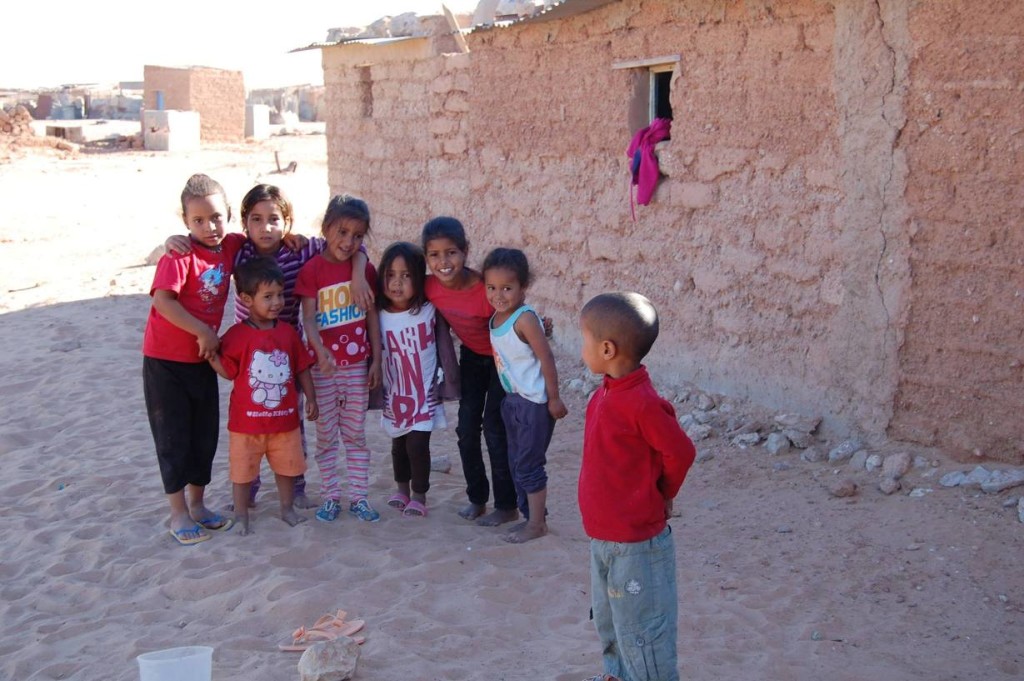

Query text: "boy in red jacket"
[578, 292, 696, 681]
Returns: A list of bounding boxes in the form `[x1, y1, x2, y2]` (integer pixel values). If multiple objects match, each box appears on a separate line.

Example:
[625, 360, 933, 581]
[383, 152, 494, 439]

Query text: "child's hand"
[196, 327, 220, 361]
[548, 396, 568, 420]
[165, 234, 192, 255]
[316, 350, 336, 375]
[305, 399, 319, 421]
[664, 497, 674, 519]
[367, 359, 382, 390]
[351, 274, 375, 312]
[542, 315, 554, 338]
[282, 232, 309, 252]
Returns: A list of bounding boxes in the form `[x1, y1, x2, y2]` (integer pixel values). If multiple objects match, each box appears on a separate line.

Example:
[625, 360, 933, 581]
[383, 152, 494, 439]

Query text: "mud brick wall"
[321, 25, 472, 239]
[143, 65, 245, 143]
[888, 2, 1024, 460]
[321, 1, 1024, 462]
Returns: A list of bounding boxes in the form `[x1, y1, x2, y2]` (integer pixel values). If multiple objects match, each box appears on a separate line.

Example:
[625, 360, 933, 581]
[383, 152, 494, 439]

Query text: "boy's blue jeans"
[590, 525, 679, 681]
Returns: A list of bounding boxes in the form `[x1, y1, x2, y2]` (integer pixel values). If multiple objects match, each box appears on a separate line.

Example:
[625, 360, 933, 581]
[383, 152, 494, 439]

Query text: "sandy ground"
[0, 133, 1022, 681]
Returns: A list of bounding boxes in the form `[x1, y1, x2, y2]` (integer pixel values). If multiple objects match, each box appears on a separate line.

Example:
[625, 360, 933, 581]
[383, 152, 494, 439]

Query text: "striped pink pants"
[311, 361, 370, 503]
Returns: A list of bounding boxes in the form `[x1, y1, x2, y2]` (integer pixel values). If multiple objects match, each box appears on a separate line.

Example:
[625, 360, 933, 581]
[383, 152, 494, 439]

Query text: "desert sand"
[0, 131, 1021, 681]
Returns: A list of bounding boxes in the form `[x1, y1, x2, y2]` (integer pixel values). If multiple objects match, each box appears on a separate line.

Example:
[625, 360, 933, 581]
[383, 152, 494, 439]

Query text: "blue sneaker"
[348, 499, 380, 522]
[316, 499, 341, 522]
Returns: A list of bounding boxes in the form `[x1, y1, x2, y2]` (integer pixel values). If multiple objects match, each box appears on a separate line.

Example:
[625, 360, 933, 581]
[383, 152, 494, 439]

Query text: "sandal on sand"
[402, 500, 427, 518]
[278, 610, 366, 651]
[168, 525, 210, 546]
[194, 512, 234, 532]
[386, 492, 410, 510]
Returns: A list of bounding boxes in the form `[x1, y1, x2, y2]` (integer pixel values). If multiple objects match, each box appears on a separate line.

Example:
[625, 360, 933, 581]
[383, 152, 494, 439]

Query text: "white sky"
[2, 1, 479, 90]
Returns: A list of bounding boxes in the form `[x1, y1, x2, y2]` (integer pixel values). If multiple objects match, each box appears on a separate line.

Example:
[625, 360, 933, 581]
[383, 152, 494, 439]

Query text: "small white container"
[137, 646, 213, 681]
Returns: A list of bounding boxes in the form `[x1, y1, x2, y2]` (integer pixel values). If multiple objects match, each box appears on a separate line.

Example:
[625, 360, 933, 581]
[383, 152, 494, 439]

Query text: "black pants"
[391, 430, 432, 495]
[143, 356, 220, 494]
[456, 346, 516, 510]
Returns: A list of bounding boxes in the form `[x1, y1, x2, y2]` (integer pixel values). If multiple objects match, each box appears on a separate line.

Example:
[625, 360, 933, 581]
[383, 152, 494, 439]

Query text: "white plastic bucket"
[137, 646, 213, 681]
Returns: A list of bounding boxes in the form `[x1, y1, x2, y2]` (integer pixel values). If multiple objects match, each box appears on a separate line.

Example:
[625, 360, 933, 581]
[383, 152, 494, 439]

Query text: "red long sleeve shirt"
[579, 366, 696, 543]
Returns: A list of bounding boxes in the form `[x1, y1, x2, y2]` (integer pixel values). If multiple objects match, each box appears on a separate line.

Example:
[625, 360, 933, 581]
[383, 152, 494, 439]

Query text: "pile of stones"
[0, 105, 34, 137]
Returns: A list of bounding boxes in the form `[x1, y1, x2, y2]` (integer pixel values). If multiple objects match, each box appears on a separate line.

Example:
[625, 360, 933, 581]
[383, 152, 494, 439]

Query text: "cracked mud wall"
[828, 0, 911, 436]
[321, 0, 1022, 461]
[889, 1, 1024, 463]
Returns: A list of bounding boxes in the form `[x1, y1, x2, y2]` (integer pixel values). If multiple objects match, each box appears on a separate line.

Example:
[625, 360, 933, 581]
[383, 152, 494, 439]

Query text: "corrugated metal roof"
[289, 36, 423, 54]
[472, 0, 620, 31]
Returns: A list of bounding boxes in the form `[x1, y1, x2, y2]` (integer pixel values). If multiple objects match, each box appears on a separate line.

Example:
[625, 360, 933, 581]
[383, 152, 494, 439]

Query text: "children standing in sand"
[577, 292, 696, 681]
[422, 217, 518, 526]
[143, 173, 244, 545]
[296, 195, 381, 523]
[208, 257, 319, 535]
[165, 183, 372, 510]
[481, 248, 567, 543]
[376, 242, 449, 518]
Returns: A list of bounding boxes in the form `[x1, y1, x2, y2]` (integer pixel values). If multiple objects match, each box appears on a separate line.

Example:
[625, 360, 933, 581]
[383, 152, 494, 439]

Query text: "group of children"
[142, 173, 696, 681]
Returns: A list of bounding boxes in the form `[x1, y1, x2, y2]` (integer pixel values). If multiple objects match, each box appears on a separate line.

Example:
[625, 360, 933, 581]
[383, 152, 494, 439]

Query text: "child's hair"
[240, 183, 293, 231]
[235, 256, 285, 297]
[180, 173, 232, 220]
[322, 194, 370, 234]
[581, 292, 660, 361]
[377, 241, 428, 313]
[421, 216, 468, 251]
[481, 247, 532, 287]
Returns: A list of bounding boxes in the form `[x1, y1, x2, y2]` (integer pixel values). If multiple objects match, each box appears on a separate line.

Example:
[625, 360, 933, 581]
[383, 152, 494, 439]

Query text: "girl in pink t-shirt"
[295, 195, 381, 523]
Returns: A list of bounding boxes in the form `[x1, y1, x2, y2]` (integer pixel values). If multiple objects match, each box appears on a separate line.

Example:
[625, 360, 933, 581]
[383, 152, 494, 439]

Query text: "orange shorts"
[228, 428, 306, 484]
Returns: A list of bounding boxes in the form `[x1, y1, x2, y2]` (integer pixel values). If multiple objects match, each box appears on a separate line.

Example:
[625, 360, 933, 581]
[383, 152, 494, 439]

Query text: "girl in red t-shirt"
[295, 195, 381, 523]
[143, 173, 244, 545]
[421, 216, 520, 527]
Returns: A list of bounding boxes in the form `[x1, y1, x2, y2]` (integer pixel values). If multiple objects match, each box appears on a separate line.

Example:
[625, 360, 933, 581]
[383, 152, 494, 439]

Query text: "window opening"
[613, 55, 679, 136]
[358, 66, 373, 118]
[651, 69, 673, 123]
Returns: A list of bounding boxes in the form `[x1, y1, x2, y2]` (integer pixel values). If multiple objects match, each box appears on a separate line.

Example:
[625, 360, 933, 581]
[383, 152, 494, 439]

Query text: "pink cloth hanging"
[627, 117, 672, 216]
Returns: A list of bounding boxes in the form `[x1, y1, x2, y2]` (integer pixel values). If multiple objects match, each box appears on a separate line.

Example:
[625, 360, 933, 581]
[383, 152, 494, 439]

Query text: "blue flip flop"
[169, 525, 211, 546]
[195, 513, 235, 531]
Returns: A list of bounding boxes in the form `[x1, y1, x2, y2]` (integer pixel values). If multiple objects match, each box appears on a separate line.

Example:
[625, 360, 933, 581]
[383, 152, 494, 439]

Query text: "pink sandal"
[402, 500, 427, 517]
[386, 492, 410, 510]
[278, 610, 366, 651]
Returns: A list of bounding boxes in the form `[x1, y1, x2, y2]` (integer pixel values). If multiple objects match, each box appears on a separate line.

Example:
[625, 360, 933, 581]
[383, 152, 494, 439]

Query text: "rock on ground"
[298, 638, 360, 681]
[828, 439, 863, 464]
[829, 479, 858, 498]
[883, 452, 913, 480]
[879, 476, 902, 495]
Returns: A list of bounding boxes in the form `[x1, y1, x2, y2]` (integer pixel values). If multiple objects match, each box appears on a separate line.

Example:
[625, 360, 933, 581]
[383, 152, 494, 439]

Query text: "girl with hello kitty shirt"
[209, 257, 318, 535]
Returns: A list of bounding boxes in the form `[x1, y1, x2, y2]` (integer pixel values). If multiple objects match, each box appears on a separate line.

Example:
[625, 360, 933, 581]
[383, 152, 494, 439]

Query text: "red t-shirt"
[294, 255, 377, 366]
[218, 321, 314, 434]
[579, 366, 696, 543]
[425, 274, 493, 356]
[143, 233, 245, 363]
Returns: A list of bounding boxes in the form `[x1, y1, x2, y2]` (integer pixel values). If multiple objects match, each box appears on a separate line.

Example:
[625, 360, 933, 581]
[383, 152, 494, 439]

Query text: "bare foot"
[458, 503, 486, 520]
[293, 494, 318, 510]
[502, 520, 547, 543]
[476, 508, 519, 527]
[282, 508, 308, 527]
[505, 519, 529, 534]
[237, 518, 253, 536]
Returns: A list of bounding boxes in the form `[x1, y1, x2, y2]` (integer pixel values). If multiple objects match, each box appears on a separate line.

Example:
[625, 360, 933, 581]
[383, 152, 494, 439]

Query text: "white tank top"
[489, 305, 547, 404]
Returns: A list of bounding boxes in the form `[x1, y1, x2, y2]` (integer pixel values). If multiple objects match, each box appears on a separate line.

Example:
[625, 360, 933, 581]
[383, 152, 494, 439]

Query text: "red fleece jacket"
[579, 366, 696, 543]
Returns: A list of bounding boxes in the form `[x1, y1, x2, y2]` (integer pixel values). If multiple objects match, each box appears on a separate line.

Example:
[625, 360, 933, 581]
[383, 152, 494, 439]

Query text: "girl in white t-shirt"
[376, 242, 448, 517]
[481, 247, 568, 543]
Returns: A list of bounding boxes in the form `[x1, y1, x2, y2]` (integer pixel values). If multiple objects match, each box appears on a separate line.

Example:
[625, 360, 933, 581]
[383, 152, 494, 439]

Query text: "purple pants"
[500, 392, 555, 519]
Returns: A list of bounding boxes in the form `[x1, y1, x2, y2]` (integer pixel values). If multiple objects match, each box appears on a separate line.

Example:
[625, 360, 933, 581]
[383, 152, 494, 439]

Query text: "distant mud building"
[143, 65, 245, 143]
